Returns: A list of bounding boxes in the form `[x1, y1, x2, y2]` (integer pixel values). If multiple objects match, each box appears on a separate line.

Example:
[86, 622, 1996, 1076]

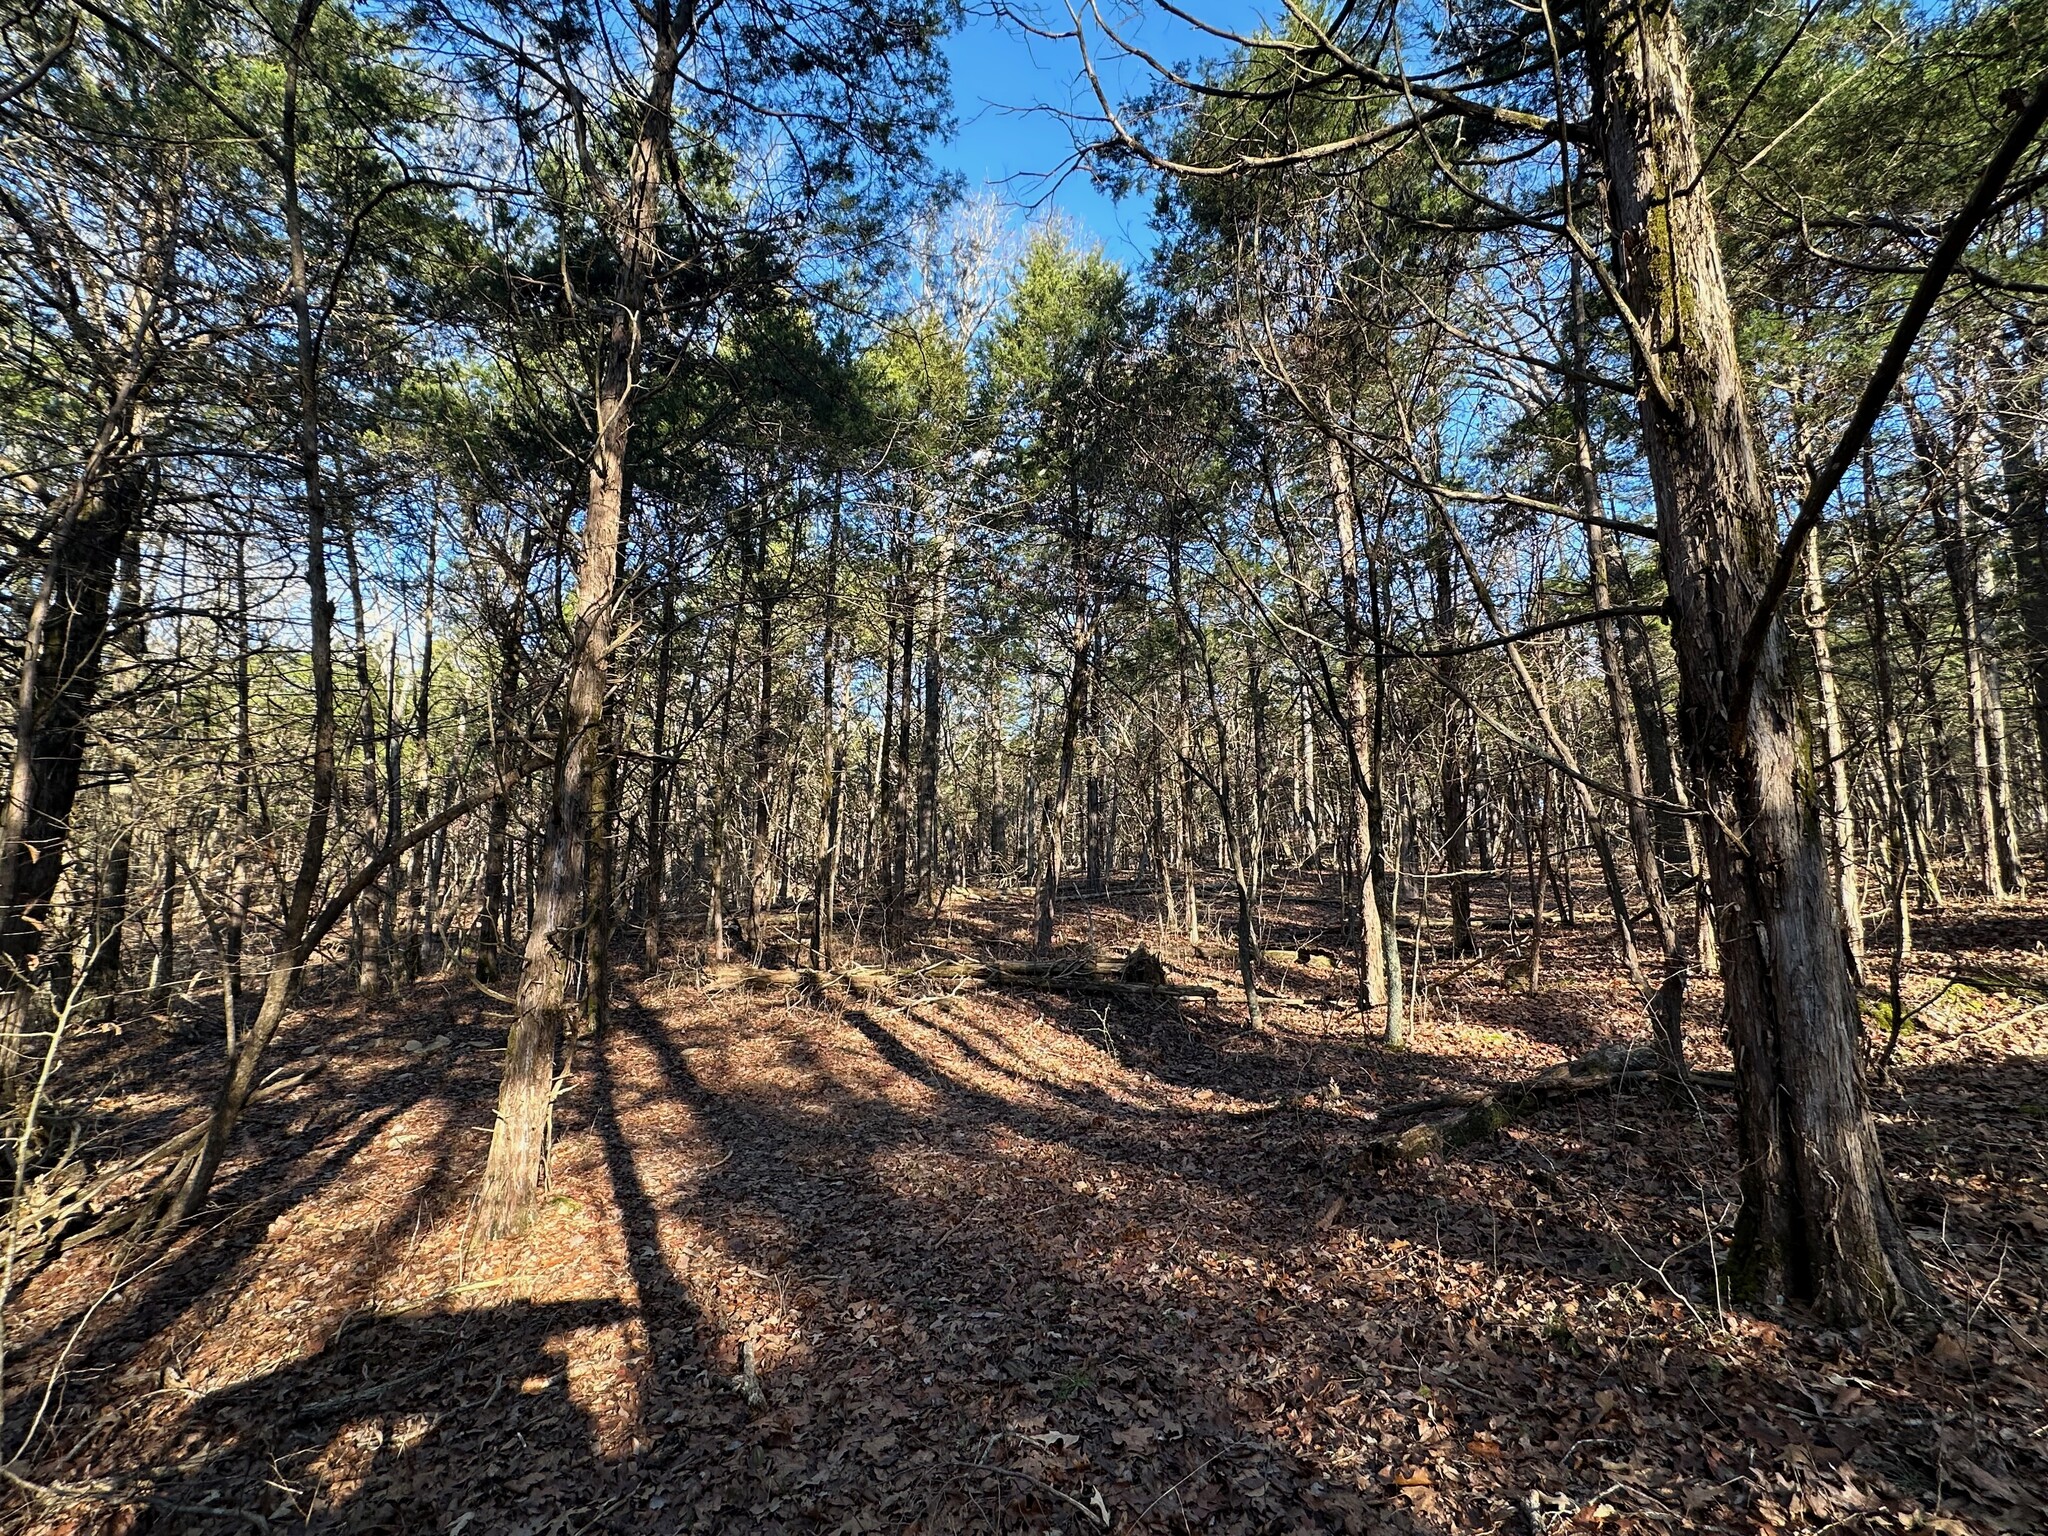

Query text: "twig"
[954, 1461, 1110, 1529]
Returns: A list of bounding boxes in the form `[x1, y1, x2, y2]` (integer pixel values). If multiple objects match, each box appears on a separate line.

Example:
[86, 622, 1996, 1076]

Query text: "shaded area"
[2, 895, 2045, 1534]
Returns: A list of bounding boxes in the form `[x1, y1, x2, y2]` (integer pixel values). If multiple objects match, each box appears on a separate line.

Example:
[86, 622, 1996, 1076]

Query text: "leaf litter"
[3, 884, 2045, 1534]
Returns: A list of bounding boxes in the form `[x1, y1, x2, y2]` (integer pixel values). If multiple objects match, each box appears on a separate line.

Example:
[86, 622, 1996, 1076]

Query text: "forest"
[0, 0, 2045, 1529]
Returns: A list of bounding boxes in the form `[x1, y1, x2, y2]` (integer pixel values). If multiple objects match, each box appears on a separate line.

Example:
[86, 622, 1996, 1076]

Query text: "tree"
[1073, 0, 2048, 1316]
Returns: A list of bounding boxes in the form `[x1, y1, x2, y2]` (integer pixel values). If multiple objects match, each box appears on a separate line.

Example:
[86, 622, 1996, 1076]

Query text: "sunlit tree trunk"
[477, 3, 681, 1237]
[1932, 481, 2017, 898]
[1801, 537, 1864, 964]
[644, 589, 675, 965]
[1324, 438, 1389, 1024]
[812, 495, 844, 968]
[1587, 0, 1933, 1319]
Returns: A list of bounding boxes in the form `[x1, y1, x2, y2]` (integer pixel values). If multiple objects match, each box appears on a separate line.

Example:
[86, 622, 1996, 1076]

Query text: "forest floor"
[4, 878, 2048, 1535]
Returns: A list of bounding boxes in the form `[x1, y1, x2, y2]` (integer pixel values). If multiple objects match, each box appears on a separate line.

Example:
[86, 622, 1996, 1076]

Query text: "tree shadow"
[20, 950, 2042, 1534]
[3, 977, 507, 1470]
[116, 1299, 634, 1533]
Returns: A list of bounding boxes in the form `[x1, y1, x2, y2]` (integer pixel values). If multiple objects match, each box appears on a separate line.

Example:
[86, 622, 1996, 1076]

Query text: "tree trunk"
[1432, 495, 1655, 1037]
[745, 548, 777, 959]
[918, 525, 950, 903]
[227, 533, 256, 1004]
[475, 4, 680, 1238]
[85, 527, 146, 1018]
[477, 643, 520, 983]
[0, 460, 142, 1078]
[1324, 438, 1389, 1020]
[644, 588, 675, 964]
[1994, 329, 2048, 794]
[1429, 539, 1476, 957]
[168, 4, 342, 1221]
[812, 493, 844, 968]
[580, 705, 620, 1039]
[1584, 477, 1689, 1063]
[399, 529, 437, 983]
[1034, 621, 1093, 955]
[342, 528, 386, 996]
[1587, 0, 1933, 1319]
[1932, 480, 2018, 899]
[1857, 470, 1919, 955]
[1801, 536, 1865, 965]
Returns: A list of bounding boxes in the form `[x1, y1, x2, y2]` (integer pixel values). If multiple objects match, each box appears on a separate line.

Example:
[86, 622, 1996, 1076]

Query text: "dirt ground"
[4, 880, 2046, 1534]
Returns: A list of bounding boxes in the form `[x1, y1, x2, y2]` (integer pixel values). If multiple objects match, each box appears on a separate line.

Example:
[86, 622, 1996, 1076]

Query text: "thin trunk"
[891, 572, 915, 946]
[745, 553, 777, 959]
[811, 494, 843, 969]
[1589, 514, 1689, 1065]
[227, 534, 255, 1004]
[85, 528, 146, 1018]
[476, 5, 681, 1237]
[918, 528, 949, 902]
[399, 528, 437, 982]
[1569, 264, 1689, 1064]
[1433, 499, 1652, 1016]
[1034, 622, 1093, 956]
[477, 622, 521, 983]
[342, 525, 385, 996]
[1325, 437, 1389, 1018]
[704, 614, 740, 960]
[1429, 539, 1476, 957]
[147, 830, 178, 1004]
[168, 0, 343, 1221]
[1933, 482, 2013, 898]
[581, 707, 619, 1039]
[644, 589, 675, 964]
[1857, 467, 1918, 955]
[1802, 537, 1865, 965]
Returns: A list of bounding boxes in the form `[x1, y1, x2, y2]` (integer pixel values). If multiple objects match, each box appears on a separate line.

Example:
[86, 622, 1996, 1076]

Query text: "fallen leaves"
[5, 891, 2048, 1533]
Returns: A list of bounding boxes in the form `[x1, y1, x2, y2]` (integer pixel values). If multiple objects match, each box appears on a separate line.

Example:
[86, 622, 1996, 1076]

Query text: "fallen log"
[8, 1056, 329, 1267]
[1351, 1043, 1732, 1171]
[698, 952, 1218, 1002]
[1943, 966, 2048, 1003]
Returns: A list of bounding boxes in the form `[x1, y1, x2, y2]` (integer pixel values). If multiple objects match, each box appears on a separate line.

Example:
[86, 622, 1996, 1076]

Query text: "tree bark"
[1931, 469, 2020, 899]
[84, 525, 146, 1018]
[744, 530, 777, 959]
[476, 2, 681, 1238]
[1581, 391, 1689, 1066]
[1034, 621, 1093, 955]
[811, 492, 844, 969]
[1428, 537, 1476, 957]
[1324, 437, 1390, 1022]
[644, 587, 675, 964]
[1587, 0, 1933, 1319]
[0, 460, 142, 1078]
[167, 0, 342, 1222]
[1801, 536, 1865, 964]
[399, 528, 437, 983]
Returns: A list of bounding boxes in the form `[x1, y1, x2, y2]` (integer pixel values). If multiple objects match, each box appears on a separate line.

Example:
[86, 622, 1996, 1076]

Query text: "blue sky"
[936, 1, 1268, 266]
